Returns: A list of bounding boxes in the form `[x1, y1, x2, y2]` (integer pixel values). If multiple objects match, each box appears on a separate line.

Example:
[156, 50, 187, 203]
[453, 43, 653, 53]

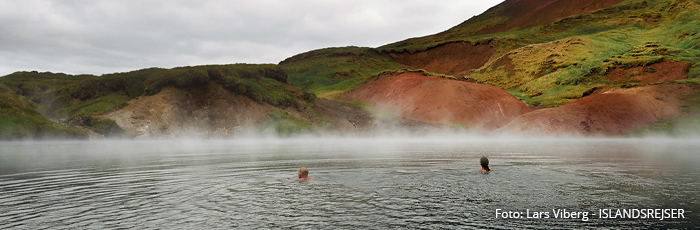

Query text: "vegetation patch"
[448, 122, 470, 130]
[279, 46, 402, 99]
[0, 83, 86, 139]
[62, 95, 129, 119]
[344, 101, 372, 109]
[374, 69, 456, 80]
[689, 64, 700, 79]
[0, 71, 94, 99]
[260, 109, 312, 136]
[0, 64, 296, 139]
[88, 118, 124, 137]
[221, 76, 298, 108]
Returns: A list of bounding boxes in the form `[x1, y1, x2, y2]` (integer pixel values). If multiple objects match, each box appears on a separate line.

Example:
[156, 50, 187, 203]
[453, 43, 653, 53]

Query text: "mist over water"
[1, 137, 699, 228]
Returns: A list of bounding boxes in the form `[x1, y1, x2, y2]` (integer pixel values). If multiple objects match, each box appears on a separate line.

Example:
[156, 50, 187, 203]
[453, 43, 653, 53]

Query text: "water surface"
[1, 138, 698, 229]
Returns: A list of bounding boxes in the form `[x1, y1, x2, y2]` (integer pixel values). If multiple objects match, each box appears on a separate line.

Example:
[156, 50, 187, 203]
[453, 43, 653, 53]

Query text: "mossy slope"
[379, 0, 700, 108]
[0, 64, 308, 138]
[0, 83, 87, 139]
[279, 46, 402, 99]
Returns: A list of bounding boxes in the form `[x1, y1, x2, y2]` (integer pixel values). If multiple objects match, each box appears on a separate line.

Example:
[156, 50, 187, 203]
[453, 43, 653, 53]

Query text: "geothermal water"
[0, 138, 698, 229]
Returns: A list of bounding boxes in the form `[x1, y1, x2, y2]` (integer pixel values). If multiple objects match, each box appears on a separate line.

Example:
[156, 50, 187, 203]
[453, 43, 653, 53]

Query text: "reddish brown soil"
[340, 73, 531, 131]
[384, 0, 623, 77]
[473, 0, 624, 36]
[332, 73, 350, 79]
[493, 55, 517, 73]
[387, 42, 495, 77]
[601, 60, 690, 84]
[497, 83, 699, 136]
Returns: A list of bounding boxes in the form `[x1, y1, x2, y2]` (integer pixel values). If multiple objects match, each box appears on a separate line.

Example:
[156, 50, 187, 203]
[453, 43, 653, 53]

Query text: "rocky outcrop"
[102, 82, 264, 138]
[340, 72, 531, 132]
[497, 82, 700, 136]
[384, 42, 495, 77]
[100, 81, 378, 138]
[595, 59, 691, 84]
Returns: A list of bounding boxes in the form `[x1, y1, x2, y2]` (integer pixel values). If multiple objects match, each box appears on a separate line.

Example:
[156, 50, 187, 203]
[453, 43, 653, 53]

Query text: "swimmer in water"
[295, 167, 311, 181]
[478, 157, 492, 173]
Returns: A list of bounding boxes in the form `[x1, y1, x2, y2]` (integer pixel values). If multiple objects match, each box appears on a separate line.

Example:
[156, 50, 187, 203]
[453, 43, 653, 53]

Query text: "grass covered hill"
[279, 46, 402, 99]
[374, 0, 700, 108]
[0, 64, 317, 139]
[3, 0, 700, 138]
[277, 0, 700, 136]
[0, 82, 87, 139]
[279, 0, 700, 108]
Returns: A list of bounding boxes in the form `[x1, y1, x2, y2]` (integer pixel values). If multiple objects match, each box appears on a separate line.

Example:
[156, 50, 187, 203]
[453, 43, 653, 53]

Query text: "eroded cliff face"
[497, 82, 700, 136]
[341, 72, 531, 132]
[384, 42, 495, 77]
[101, 82, 376, 138]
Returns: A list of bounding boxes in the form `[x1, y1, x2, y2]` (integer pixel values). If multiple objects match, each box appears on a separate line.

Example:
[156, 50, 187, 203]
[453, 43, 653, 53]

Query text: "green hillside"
[275, 0, 700, 108]
[279, 46, 402, 99]
[3, 0, 700, 139]
[379, 0, 700, 107]
[0, 64, 303, 139]
[0, 83, 87, 139]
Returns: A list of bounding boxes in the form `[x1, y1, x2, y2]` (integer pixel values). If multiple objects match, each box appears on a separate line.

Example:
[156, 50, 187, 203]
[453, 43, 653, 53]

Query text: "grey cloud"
[0, 0, 502, 76]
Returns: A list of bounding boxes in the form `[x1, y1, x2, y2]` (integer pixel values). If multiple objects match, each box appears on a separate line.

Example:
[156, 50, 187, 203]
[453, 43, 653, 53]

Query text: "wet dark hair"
[480, 157, 491, 172]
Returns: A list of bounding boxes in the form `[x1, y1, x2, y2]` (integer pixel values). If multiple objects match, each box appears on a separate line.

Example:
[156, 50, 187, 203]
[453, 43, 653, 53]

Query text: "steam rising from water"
[1, 137, 699, 228]
[3, 136, 699, 174]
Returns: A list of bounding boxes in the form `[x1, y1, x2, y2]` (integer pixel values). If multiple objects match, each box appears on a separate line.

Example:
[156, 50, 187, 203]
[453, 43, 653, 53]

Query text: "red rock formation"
[341, 72, 531, 131]
[599, 60, 691, 84]
[387, 42, 495, 77]
[497, 83, 699, 136]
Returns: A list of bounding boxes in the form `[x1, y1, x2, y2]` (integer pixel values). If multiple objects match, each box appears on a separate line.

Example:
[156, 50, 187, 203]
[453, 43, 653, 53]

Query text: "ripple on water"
[0, 139, 699, 229]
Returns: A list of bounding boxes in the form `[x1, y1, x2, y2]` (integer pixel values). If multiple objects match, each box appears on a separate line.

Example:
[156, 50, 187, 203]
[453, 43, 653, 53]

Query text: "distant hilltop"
[2, 0, 700, 139]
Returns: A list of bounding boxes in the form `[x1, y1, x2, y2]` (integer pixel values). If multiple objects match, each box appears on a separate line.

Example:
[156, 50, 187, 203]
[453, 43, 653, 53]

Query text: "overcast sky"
[0, 0, 503, 76]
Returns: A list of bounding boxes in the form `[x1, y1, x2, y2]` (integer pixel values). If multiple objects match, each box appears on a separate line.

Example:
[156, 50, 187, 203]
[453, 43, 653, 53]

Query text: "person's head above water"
[479, 157, 491, 173]
[298, 167, 309, 179]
